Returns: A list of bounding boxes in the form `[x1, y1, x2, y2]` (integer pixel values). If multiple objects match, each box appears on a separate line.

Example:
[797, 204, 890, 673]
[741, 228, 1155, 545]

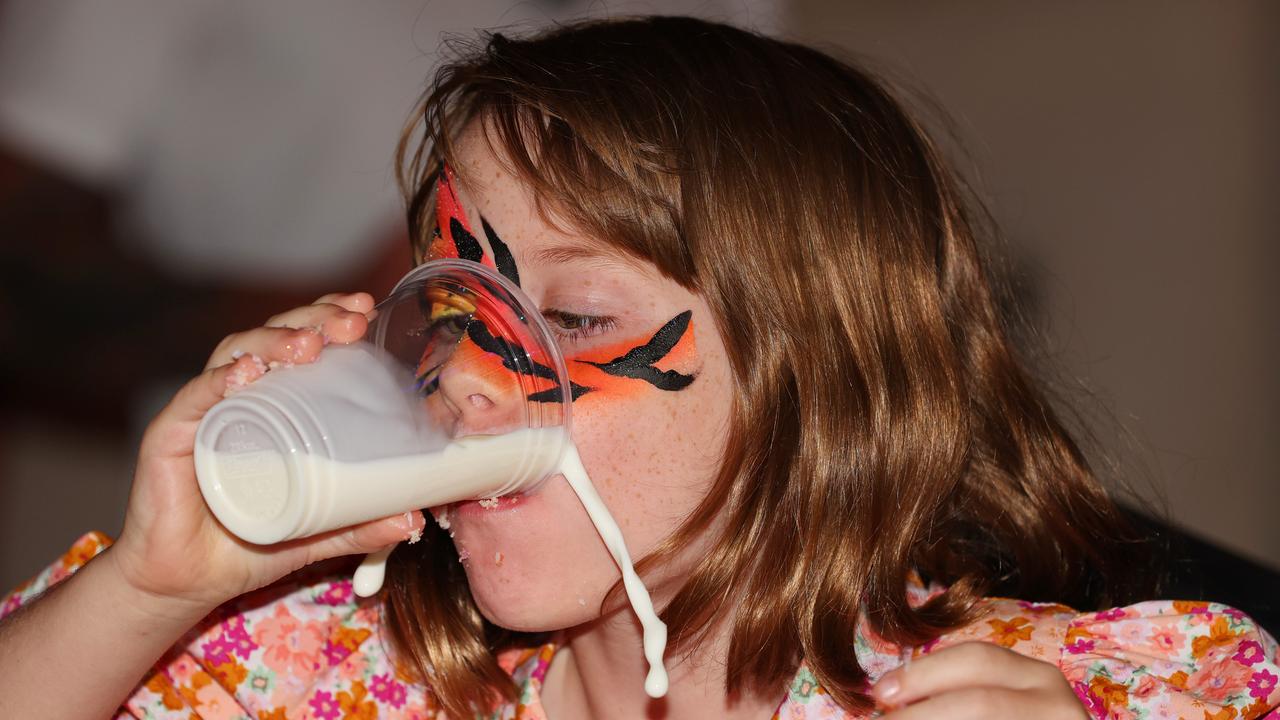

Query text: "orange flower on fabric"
[338, 680, 378, 720]
[1193, 617, 1243, 660]
[61, 533, 103, 570]
[1088, 675, 1130, 711]
[194, 679, 242, 720]
[330, 624, 372, 654]
[1028, 602, 1076, 616]
[1065, 624, 1096, 646]
[211, 659, 248, 693]
[144, 672, 185, 711]
[987, 616, 1034, 648]
[1175, 600, 1211, 615]
[1242, 697, 1274, 720]
[177, 670, 213, 708]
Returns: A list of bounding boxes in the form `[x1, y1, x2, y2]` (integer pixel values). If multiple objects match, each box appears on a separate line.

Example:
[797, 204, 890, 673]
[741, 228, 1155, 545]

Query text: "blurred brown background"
[785, 1, 1280, 573]
[1, 1, 1275, 605]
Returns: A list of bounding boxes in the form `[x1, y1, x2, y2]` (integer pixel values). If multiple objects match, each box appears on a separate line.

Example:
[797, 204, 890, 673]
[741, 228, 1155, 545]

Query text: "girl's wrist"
[0, 541, 217, 719]
[97, 545, 221, 628]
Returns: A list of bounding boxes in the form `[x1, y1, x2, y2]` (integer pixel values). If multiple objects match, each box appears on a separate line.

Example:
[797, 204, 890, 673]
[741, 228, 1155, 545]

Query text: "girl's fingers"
[265, 303, 359, 329]
[312, 291, 375, 314]
[160, 325, 316, 427]
[871, 642, 1063, 709]
[152, 357, 253, 429]
[264, 303, 370, 344]
[140, 353, 274, 458]
[207, 292, 374, 371]
[206, 326, 324, 371]
[299, 510, 426, 567]
[266, 292, 374, 342]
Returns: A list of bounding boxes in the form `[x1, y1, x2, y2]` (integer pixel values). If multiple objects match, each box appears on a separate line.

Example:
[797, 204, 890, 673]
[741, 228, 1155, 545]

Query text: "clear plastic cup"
[194, 260, 572, 546]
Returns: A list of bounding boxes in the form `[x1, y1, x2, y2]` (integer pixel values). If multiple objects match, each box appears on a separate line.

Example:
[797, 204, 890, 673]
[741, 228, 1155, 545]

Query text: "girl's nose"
[434, 331, 527, 437]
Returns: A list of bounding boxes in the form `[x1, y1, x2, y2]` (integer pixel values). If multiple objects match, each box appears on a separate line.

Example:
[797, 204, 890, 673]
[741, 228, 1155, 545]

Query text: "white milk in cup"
[194, 260, 669, 697]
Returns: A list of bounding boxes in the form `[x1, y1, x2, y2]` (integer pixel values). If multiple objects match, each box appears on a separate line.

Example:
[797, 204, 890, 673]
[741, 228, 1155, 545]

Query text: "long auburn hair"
[383, 15, 1150, 717]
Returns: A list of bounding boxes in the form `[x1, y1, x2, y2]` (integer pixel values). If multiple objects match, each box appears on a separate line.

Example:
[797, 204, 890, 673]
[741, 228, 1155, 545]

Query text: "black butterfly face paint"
[419, 163, 699, 405]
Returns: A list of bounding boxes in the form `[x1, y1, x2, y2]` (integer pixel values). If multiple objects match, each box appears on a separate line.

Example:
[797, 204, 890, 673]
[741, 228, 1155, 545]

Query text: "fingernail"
[872, 674, 899, 701]
[391, 511, 424, 543]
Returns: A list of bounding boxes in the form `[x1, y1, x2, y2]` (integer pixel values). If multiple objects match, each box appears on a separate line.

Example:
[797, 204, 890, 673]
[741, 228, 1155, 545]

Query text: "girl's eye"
[542, 309, 617, 342]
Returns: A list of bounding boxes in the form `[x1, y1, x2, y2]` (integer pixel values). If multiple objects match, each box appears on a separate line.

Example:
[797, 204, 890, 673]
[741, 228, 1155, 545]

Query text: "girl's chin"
[438, 476, 625, 629]
[460, 554, 603, 632]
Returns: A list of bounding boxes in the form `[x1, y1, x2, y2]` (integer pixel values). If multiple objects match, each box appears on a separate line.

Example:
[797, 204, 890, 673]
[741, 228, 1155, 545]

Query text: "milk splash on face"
[351, 435, 670, 698]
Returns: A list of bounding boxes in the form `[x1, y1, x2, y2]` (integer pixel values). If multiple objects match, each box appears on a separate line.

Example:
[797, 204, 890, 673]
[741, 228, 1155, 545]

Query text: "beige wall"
[786, 2, 1279, 566]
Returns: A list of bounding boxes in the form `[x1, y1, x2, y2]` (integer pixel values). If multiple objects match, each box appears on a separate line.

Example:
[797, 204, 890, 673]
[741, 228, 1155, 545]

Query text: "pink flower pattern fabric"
[4, 532, 1279, 719]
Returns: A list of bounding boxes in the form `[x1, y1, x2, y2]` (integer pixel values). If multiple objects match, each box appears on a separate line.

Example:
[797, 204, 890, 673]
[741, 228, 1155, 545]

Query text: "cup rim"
[375, 258, 574, 438]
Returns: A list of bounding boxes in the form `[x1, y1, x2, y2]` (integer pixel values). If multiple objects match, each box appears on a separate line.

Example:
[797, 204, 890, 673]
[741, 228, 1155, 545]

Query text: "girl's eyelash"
[542, 309, 617, 342]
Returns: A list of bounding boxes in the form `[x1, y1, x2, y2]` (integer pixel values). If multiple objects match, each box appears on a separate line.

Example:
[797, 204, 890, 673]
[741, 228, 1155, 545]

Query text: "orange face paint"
[565, 311, 698, 402]
[417, 163, 699, 405]
[428, 164, 495, 271]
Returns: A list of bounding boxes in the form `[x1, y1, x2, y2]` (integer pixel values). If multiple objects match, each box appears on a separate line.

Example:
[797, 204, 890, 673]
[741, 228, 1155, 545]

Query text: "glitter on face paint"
[477, 498, 499, 509]
[575, 310, 697, 391]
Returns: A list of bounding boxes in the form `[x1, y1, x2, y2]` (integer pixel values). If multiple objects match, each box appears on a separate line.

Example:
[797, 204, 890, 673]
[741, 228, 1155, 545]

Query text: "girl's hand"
[108, 292, 426, 615]
[871, 642, 1090, 719]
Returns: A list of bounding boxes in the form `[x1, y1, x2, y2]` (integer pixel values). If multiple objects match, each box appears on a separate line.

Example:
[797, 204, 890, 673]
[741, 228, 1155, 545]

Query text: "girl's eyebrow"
[527, 242, 646, 273]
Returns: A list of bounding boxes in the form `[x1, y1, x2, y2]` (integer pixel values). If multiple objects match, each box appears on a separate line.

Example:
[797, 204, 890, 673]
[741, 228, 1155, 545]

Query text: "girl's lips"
[451, 492, 529, 518]
[450, 471, 563, 519]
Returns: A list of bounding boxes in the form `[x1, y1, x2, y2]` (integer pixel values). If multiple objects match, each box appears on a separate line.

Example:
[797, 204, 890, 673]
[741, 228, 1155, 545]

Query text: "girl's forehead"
[441, 159, 550, 253]
[436, 160, 657, 280]
[445, 126, 540, 228]
[443, 125, 621, 258]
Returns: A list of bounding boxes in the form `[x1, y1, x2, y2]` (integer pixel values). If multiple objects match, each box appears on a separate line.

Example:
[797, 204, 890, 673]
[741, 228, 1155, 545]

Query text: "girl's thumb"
[302, 510, 426, 566]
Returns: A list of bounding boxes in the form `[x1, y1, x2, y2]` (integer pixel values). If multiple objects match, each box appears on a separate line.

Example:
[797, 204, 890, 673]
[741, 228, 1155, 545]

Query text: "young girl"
[2, 15, 1276, 720]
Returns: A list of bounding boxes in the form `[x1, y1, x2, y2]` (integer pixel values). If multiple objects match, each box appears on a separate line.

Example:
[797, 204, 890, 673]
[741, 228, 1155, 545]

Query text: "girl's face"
[428, 122, 733, 631]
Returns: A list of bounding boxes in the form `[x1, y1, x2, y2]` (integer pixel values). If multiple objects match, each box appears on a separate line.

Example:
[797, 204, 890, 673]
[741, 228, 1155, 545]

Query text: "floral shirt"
[4, 531, 1279, 720]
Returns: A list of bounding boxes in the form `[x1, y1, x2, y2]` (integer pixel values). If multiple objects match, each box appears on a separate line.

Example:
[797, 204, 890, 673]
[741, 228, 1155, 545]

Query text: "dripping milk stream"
[353, 439, 670, 698]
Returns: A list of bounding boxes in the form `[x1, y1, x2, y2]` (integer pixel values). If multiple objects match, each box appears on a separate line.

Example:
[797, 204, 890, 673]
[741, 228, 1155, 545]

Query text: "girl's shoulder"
[4, 531, 441, 719]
